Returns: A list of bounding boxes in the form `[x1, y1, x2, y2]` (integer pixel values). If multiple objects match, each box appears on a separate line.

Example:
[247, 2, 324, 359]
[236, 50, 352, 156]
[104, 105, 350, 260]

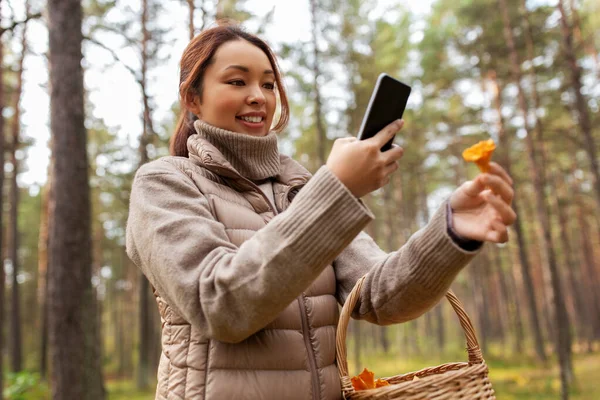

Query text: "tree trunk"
[85, 227, 106, 400]
[309, 0, 326, 166]
[489, 247, 510, 351]
[187, 0, 194, 39]
[569, 0, 599, 77]
[574, 199, 600, 339]
[500, 0, 573, 396]
[8, 101, 23, 375]
[8, 20, 27, 373]
[551, 167, 591, 345]
[470, 255, 489, 355]
[489, 69, 546, 362]
[505, 243, 525, 355]
[39, 163, 52, 380]
[47, 0, 90, 398]
[0, 0, 5, 395]
[352, 320, 361, 375]
[137, 0, 155, 389]
[557, 0, 600, 216]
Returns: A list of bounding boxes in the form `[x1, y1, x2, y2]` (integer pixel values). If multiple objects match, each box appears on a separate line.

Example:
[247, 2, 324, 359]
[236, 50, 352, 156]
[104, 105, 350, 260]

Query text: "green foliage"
[3, 372, 49, 400]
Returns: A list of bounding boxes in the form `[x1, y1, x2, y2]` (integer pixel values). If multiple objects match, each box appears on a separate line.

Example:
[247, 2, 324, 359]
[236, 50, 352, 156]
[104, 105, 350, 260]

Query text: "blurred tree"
[308, 0, 326, 165]
[182, 0, 208, 39]
[557, 0, 600, 220]
[47, 0, 104, 400]
[0, 0, 5, 396]
[499, 1, 573, 397]
[38, 162, 51, 380]
[7, 3, 28, 373]
[434, 0, 551, 363]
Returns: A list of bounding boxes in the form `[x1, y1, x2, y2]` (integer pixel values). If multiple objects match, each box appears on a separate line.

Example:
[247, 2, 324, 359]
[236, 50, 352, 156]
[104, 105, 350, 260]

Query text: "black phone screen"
[357, 74, 412, 152]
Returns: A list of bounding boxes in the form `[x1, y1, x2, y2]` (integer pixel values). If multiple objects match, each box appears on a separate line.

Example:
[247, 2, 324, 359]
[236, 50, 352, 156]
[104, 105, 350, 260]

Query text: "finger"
[383, 160, 399, 176]
[460, 179, 487, 198]
[484, 192, 517, 225]
[481, 174, 514, 204]
[383, 145, 404, 163]
[488, 162, 513, 186]
[366, 119, 404, 149]
[486, 219, 509, 243]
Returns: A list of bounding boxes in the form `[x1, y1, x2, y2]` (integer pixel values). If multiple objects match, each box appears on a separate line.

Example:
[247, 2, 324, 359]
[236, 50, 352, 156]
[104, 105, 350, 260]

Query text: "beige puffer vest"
[153, 149, 343, 399]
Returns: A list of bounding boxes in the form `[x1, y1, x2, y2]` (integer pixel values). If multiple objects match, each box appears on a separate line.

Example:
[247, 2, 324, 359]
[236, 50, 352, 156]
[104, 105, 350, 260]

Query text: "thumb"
[461, 176, 487, 197]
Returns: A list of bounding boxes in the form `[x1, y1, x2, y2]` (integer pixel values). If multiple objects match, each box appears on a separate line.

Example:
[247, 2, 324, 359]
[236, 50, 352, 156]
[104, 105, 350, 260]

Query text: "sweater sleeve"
[333, 199, 482, 325]
[126, 160, 373, 343]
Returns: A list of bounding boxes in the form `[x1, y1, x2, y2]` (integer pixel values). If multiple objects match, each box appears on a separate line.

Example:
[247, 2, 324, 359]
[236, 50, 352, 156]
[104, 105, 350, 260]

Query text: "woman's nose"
[247, 85, 266, 105]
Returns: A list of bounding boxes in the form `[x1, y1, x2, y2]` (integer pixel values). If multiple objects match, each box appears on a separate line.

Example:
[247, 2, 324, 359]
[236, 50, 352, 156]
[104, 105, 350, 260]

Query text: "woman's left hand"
[449, 162, 516, 243]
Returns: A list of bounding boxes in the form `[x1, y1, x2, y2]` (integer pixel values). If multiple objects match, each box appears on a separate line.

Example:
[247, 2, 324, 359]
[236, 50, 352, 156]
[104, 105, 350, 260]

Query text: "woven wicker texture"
[336, 276, 496, 399]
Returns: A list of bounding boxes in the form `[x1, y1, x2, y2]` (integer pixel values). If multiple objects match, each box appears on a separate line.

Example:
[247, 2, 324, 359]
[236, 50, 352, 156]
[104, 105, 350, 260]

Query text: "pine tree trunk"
[490, 247, 510, 351]
[505, 244, 525, 355]
[187, 0, 194, 39]
[569, 0, 600, 77]
[9, 92, 23, 375]
[309, 0, 326, 166]
[84, 227, 106, 400]
[353, 320, 361, 375]
[0, 0, 5, 395]
[557, 0, 600, 216]
[8, 22, 27, 373]
[575, 203, 600, 339]
[430, 304, 442, 354]
[500, 0, 573, 396]
[470, 256, 489, 355]
[488, 70, 546, 362]
[38, 169, 52, 379]
[551, 168, 591, 345]
[47, 0, 91, 398]
[137, 0, 155, 389]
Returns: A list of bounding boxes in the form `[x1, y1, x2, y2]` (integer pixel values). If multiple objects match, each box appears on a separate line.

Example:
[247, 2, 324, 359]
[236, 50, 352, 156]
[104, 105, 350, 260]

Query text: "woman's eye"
[263, 82, 275, 90]
[228, 80, 245, 86]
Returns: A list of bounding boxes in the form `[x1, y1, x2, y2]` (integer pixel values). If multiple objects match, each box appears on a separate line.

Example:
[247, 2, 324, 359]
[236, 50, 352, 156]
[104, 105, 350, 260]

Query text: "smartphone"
[356, 73, 412, 152]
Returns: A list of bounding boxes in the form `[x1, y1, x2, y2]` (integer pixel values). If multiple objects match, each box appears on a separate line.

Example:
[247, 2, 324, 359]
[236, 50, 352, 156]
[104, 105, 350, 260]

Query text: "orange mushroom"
[462, 139, 496, 173]
[351, 368, 390, 391]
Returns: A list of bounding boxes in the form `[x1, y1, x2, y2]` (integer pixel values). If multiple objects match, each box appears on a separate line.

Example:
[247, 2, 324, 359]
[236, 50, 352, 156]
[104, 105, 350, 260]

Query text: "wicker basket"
[336, 276, 496, 399]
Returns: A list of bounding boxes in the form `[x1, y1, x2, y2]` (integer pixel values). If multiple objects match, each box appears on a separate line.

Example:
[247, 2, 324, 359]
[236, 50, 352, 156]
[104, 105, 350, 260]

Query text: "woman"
[126, 22, 515, 400]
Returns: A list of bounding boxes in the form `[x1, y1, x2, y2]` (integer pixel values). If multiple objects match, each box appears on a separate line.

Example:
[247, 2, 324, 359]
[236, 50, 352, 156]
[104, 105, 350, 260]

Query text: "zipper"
[283, 185, 303, 209]
[238, 177, 279, 216]
[298, 294, 320, 400]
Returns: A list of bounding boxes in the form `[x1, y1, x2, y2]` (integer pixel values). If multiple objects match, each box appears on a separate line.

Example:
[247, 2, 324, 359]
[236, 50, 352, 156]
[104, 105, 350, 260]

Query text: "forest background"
[1, 0, 599, 398]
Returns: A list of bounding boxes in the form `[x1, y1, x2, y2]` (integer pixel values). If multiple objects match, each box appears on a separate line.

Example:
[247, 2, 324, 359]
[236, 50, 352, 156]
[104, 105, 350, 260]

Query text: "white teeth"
[240, 116, 262, 123]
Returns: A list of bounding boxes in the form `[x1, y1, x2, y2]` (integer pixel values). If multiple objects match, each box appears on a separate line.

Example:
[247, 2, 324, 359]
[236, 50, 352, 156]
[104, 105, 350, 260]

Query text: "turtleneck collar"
[190, 119, 281, 181]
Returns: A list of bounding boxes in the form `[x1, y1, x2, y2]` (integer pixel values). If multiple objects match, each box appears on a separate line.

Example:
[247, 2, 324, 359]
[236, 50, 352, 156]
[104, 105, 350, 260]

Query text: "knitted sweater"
[125, 120, 481, 399]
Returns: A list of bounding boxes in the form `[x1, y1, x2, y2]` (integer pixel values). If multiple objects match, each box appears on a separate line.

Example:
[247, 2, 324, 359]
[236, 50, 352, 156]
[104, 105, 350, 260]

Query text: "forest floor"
[104, 351, 600, 399]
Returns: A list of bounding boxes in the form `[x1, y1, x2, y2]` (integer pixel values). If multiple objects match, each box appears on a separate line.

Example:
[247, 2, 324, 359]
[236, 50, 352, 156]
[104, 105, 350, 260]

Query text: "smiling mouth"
[237, 115, 264, 123]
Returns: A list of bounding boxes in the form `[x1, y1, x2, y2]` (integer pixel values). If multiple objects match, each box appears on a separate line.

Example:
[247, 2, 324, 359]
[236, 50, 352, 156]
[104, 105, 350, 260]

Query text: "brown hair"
[170, 22, 290, 157]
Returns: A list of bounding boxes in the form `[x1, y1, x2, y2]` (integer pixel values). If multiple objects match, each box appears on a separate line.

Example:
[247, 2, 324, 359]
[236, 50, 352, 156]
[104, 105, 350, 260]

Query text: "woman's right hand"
[326, 119, 405, 198]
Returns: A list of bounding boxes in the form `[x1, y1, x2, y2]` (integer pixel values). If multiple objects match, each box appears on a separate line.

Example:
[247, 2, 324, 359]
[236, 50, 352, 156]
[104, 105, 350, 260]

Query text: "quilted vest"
[152, 140, 343, 400]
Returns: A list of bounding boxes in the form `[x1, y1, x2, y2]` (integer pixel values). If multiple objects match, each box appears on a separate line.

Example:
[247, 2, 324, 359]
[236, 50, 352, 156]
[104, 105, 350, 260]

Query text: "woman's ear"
[184, 91, 202, 117]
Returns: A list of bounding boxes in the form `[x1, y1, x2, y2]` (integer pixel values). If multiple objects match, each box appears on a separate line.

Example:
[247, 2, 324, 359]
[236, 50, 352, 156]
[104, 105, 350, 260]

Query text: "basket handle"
[336, 276, 484, 379]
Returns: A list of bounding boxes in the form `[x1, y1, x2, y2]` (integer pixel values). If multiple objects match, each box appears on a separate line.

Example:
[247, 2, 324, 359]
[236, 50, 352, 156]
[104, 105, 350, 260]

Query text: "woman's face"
[193, 39, 277, 136]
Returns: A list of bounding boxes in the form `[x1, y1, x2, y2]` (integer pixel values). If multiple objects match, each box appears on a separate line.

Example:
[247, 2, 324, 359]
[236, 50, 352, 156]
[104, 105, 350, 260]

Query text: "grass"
[107, 380, 155, 400]
[105, 352, 600, 399]
[489, 352, 600, 399]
